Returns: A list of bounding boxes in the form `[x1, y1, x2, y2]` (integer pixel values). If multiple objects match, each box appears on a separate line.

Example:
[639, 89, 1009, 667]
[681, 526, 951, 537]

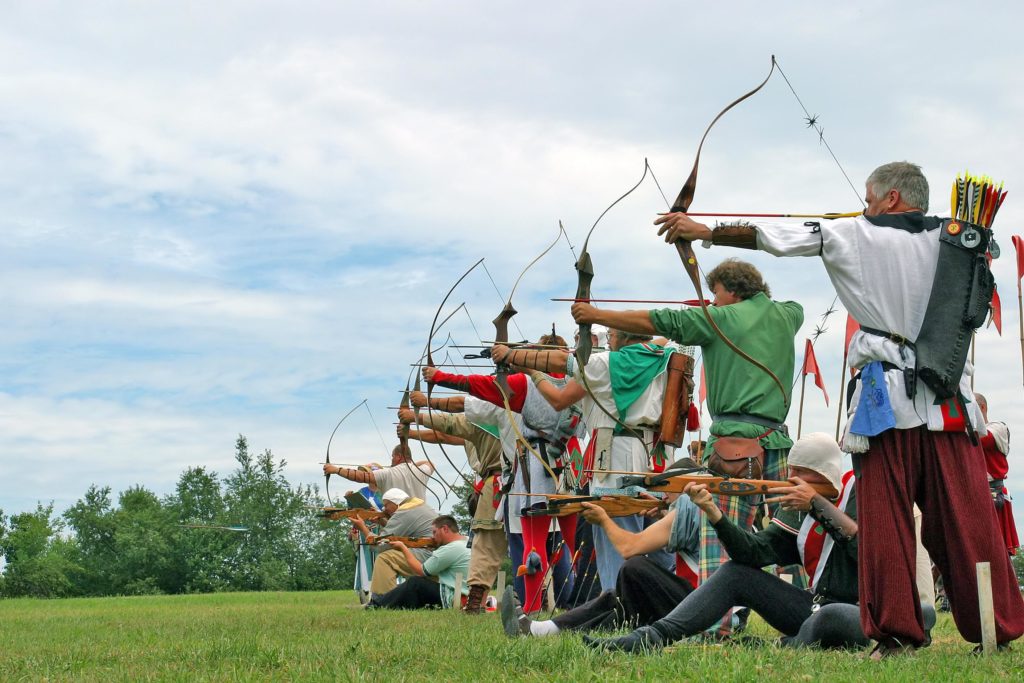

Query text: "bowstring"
[774, 59, 865, 209]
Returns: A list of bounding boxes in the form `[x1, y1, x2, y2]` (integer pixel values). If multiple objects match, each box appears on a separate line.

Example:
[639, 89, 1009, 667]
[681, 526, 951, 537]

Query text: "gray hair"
[866, 161, 929, 211]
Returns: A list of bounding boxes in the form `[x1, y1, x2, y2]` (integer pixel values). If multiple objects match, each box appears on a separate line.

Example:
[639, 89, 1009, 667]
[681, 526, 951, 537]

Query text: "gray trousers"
[650, 562, 869, 649]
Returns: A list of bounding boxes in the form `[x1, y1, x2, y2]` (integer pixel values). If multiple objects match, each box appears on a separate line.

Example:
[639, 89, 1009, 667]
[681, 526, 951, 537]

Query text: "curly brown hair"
[705, 258, 770, 300]
[536, 333, 568, 348]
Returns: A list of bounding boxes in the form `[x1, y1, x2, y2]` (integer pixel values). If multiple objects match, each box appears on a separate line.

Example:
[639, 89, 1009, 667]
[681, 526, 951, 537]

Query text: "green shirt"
[422, 539, 471, 608]
[649, 293, 802, 450]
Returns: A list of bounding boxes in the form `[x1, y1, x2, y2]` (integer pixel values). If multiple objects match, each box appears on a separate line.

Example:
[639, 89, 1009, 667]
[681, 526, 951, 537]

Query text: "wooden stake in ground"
[494, 570, 506, 608]
[452, 572, 464, 611]
[976, 562, 996, 654]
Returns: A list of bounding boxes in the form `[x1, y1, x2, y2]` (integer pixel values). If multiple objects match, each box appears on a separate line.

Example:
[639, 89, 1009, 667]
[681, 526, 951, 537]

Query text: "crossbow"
[318, 507, 389, 524]
[519, 493, 667, 518]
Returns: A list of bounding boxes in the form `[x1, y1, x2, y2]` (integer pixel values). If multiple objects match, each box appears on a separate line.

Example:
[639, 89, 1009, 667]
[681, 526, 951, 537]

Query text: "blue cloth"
[850, 361, 897, 436]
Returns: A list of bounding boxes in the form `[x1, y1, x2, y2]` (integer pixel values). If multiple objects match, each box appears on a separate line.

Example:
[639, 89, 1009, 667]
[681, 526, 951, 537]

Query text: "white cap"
[381, 488, 409, 506]
[786, 432, 843, 493]
[592, 325, 608, 349]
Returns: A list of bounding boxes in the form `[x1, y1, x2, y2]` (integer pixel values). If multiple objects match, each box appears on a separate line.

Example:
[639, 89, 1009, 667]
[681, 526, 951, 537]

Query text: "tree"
[165, 466, 237, 593]
[222, 435, 353, 591]
[0, 503, 79, 598]
[449, 481, 475, 534]
[63, 486, 117, 595]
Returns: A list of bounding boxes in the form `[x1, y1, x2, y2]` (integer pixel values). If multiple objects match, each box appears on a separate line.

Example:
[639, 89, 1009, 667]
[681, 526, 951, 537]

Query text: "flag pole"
[797, 370, 808, 440]
[835, 347, 849, 440]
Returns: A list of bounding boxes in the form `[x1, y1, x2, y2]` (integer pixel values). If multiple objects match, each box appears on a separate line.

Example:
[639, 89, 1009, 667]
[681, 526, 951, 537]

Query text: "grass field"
[1, 590, 1021, 681]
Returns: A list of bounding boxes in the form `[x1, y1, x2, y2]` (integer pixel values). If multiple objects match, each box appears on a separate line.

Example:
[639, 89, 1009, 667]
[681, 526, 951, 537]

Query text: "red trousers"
[854, 427, 1024, 645]
[520, 514, 577, 613]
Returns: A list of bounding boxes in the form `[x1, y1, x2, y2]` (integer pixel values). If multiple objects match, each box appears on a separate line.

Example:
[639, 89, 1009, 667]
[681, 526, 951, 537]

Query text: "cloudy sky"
[3, 1, 1023, 529]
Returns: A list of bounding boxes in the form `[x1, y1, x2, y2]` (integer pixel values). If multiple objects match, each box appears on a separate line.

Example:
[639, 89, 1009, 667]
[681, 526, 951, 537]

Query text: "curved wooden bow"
[493, 225, 566, 483]
[424, 260, 486, 498]
[493, 224, 566, 392]
[324, 398, 369, 507]
[669, 56, 789, 407]
[572, 161, 658, 454]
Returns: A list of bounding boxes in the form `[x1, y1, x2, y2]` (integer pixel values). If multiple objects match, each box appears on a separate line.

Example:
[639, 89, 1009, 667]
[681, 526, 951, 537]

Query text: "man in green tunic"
[571, 258, 802, 637]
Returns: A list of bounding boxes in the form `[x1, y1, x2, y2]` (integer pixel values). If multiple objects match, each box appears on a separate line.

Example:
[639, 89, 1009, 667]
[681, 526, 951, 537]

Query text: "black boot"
[582, 626, 665, 653]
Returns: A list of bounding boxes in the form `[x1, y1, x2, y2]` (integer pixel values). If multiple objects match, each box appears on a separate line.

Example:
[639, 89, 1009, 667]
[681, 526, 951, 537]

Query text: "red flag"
[844, 315, 860, 355]
[1012, 235, 1024, 281]
[802, 339, 830, 406]
[991, 287, 1003, 335]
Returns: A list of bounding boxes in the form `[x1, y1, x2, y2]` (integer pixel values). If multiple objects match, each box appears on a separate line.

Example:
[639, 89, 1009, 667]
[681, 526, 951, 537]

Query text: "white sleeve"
[747, 220, 826, 257]
[465, 396, 502, 425]
[989, 422, 1010, 454]
[417, 462, 435, 476]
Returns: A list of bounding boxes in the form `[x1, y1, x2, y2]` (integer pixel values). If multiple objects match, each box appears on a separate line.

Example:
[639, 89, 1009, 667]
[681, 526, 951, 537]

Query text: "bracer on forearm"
[505, 348, 567, 373]
[808, 495, 857, 542]
[710, 223, 758, 250]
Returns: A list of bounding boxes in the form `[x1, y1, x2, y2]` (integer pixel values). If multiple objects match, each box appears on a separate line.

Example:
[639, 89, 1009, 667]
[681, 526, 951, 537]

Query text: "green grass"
[0, 591, 1021, 681]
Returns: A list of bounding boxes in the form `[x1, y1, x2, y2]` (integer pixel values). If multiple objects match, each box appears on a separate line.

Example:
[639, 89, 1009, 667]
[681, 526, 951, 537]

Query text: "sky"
[2, 1, 1023, 531]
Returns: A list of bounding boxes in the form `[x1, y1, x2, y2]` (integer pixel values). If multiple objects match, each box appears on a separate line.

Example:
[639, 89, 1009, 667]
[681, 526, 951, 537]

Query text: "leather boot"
[463, 584, 488, 614]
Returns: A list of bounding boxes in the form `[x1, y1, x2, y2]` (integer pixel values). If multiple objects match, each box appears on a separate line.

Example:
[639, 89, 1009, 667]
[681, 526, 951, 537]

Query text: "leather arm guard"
[710, 224, 758, 250]
[808, 494, 857, 542]
[504, 348, 567, 374]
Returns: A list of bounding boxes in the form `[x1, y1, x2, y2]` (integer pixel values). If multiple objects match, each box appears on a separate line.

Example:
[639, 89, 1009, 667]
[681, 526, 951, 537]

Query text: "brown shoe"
[463, 584, 488, 615]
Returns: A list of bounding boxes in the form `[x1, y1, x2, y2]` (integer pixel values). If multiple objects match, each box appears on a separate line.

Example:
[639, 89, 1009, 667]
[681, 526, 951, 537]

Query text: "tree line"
[0, 436, 360, 598]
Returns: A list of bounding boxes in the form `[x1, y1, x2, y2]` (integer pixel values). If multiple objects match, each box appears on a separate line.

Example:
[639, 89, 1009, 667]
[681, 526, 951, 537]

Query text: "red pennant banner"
[1012, 235, 1024, 281]
[802, 339, 830, 406]
[844, 314, 860, 355]
[991, 288, 1003, 335]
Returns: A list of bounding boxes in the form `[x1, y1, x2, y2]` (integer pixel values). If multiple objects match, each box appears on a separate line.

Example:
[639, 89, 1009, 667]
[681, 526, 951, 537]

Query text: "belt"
[859, 325, 916, 350]
[712, 413, 788, 435]
[612, 428, 652, 441]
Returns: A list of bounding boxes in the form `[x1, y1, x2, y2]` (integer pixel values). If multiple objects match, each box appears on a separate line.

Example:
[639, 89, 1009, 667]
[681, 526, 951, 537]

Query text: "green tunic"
[649, 293, 802, 451]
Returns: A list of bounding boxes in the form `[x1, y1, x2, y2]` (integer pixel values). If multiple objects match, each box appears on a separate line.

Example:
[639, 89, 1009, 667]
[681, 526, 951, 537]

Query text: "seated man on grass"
[350, 488, 437, 598]
[368, 515, 471, 610]
[584, 433, 872, 653]
[501, 473, 701, 638]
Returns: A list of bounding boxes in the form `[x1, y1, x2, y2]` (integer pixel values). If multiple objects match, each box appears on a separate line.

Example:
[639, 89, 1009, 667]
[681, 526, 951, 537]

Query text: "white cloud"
[2, 1, 1024, 534]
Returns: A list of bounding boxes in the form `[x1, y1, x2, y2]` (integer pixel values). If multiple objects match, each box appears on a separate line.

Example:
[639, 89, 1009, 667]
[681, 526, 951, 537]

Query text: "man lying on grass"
[584, 433, 875, 653]
[367, 516, 471, 610]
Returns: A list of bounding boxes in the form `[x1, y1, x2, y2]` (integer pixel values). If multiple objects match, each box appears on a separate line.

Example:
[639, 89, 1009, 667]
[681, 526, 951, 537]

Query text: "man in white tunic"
[654, 161, 1024, 655]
